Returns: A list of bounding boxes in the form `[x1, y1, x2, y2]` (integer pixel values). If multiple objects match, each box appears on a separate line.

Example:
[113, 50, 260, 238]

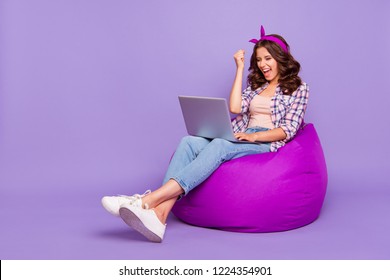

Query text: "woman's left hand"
[234, 132, 257, 142]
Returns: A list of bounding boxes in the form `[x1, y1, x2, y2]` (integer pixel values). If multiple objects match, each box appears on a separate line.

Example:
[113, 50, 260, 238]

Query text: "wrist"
[254, 132, 264, 142]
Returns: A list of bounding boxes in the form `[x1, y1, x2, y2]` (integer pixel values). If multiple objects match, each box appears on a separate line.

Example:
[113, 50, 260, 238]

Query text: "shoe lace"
[118, 190, 151, 206]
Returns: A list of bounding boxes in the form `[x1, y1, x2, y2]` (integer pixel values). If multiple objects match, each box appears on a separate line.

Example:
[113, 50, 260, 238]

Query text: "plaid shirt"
[231, 82, 309, 152]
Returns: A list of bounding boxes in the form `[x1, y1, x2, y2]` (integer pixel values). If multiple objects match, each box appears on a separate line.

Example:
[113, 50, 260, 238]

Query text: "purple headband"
[249, 25, 289, 53]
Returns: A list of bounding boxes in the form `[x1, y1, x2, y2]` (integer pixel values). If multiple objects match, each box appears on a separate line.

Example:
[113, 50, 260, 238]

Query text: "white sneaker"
[119, 204, 166, 243]
[101, 190, 151, 217]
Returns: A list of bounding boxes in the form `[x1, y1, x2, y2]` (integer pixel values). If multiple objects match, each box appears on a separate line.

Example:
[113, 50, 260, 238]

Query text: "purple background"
[1, 0, 389, 259]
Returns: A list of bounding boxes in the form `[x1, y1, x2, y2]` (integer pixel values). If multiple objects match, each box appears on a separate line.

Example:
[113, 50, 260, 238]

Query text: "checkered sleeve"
[279, 83, 309, 141]
[231, 86, 256, 133]
[240, 86, 254, 114]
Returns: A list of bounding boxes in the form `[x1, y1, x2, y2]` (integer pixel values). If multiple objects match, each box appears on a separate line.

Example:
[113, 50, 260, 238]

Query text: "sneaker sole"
[119, 207, 162, 243]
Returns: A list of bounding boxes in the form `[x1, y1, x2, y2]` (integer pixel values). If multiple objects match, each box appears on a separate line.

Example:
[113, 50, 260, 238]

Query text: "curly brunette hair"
[247, 34, 302, 95]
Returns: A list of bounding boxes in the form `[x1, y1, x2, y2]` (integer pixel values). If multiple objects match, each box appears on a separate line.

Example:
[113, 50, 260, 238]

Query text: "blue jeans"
[163, 127, 271, 195]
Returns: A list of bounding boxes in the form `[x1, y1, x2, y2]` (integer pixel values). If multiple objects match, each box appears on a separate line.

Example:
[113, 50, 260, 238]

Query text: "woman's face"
[256, 47, 280, 84]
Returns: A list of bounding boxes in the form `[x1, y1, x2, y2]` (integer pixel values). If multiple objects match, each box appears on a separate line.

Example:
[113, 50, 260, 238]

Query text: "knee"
[181, 135, 197, 142]
[180, 135, 202, 146]
[178, 135, 209, 151]
[210, 138, 231, 146]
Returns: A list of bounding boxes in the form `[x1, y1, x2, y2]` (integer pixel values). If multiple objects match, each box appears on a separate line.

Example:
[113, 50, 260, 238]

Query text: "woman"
[102, 26, 309, 242]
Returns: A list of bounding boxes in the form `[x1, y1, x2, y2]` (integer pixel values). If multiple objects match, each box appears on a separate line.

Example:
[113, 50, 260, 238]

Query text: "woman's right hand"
[229, 49, 245, 114]
[233, 49, 245, 69]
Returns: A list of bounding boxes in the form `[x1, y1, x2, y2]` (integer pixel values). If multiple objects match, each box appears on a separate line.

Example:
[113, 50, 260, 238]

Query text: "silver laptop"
[178, 95, 250, 143]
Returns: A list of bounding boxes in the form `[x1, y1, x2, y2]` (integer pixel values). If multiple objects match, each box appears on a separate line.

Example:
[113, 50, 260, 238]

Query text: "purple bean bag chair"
[172, 123, 327, 232]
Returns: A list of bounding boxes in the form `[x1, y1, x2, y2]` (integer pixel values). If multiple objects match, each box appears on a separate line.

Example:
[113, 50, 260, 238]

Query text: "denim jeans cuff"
[170, 177, 189, 199]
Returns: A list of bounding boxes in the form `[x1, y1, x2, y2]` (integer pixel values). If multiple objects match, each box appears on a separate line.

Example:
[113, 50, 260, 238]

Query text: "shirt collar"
[255, 82, 282, 95]
[255, 83, 269, 93]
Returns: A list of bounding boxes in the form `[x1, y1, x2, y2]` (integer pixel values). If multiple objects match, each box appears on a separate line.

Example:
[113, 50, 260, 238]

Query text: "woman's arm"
[229, 50, 245, 114]
[278, 83, 309, 141]
[235, 127, 287, 142]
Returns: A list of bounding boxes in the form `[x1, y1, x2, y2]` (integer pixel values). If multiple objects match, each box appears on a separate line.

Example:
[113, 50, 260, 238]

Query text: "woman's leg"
[118, 129, 270, 241]
[137, 135, 210, 224]
[141, 138, 271, 224]
[169, 138, 270, 195]
[162, 135, 210, 185]
[142, 179, 182, 224]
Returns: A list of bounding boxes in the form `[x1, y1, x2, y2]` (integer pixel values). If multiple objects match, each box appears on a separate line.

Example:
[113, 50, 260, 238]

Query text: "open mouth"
[262, 69, 271, 76]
